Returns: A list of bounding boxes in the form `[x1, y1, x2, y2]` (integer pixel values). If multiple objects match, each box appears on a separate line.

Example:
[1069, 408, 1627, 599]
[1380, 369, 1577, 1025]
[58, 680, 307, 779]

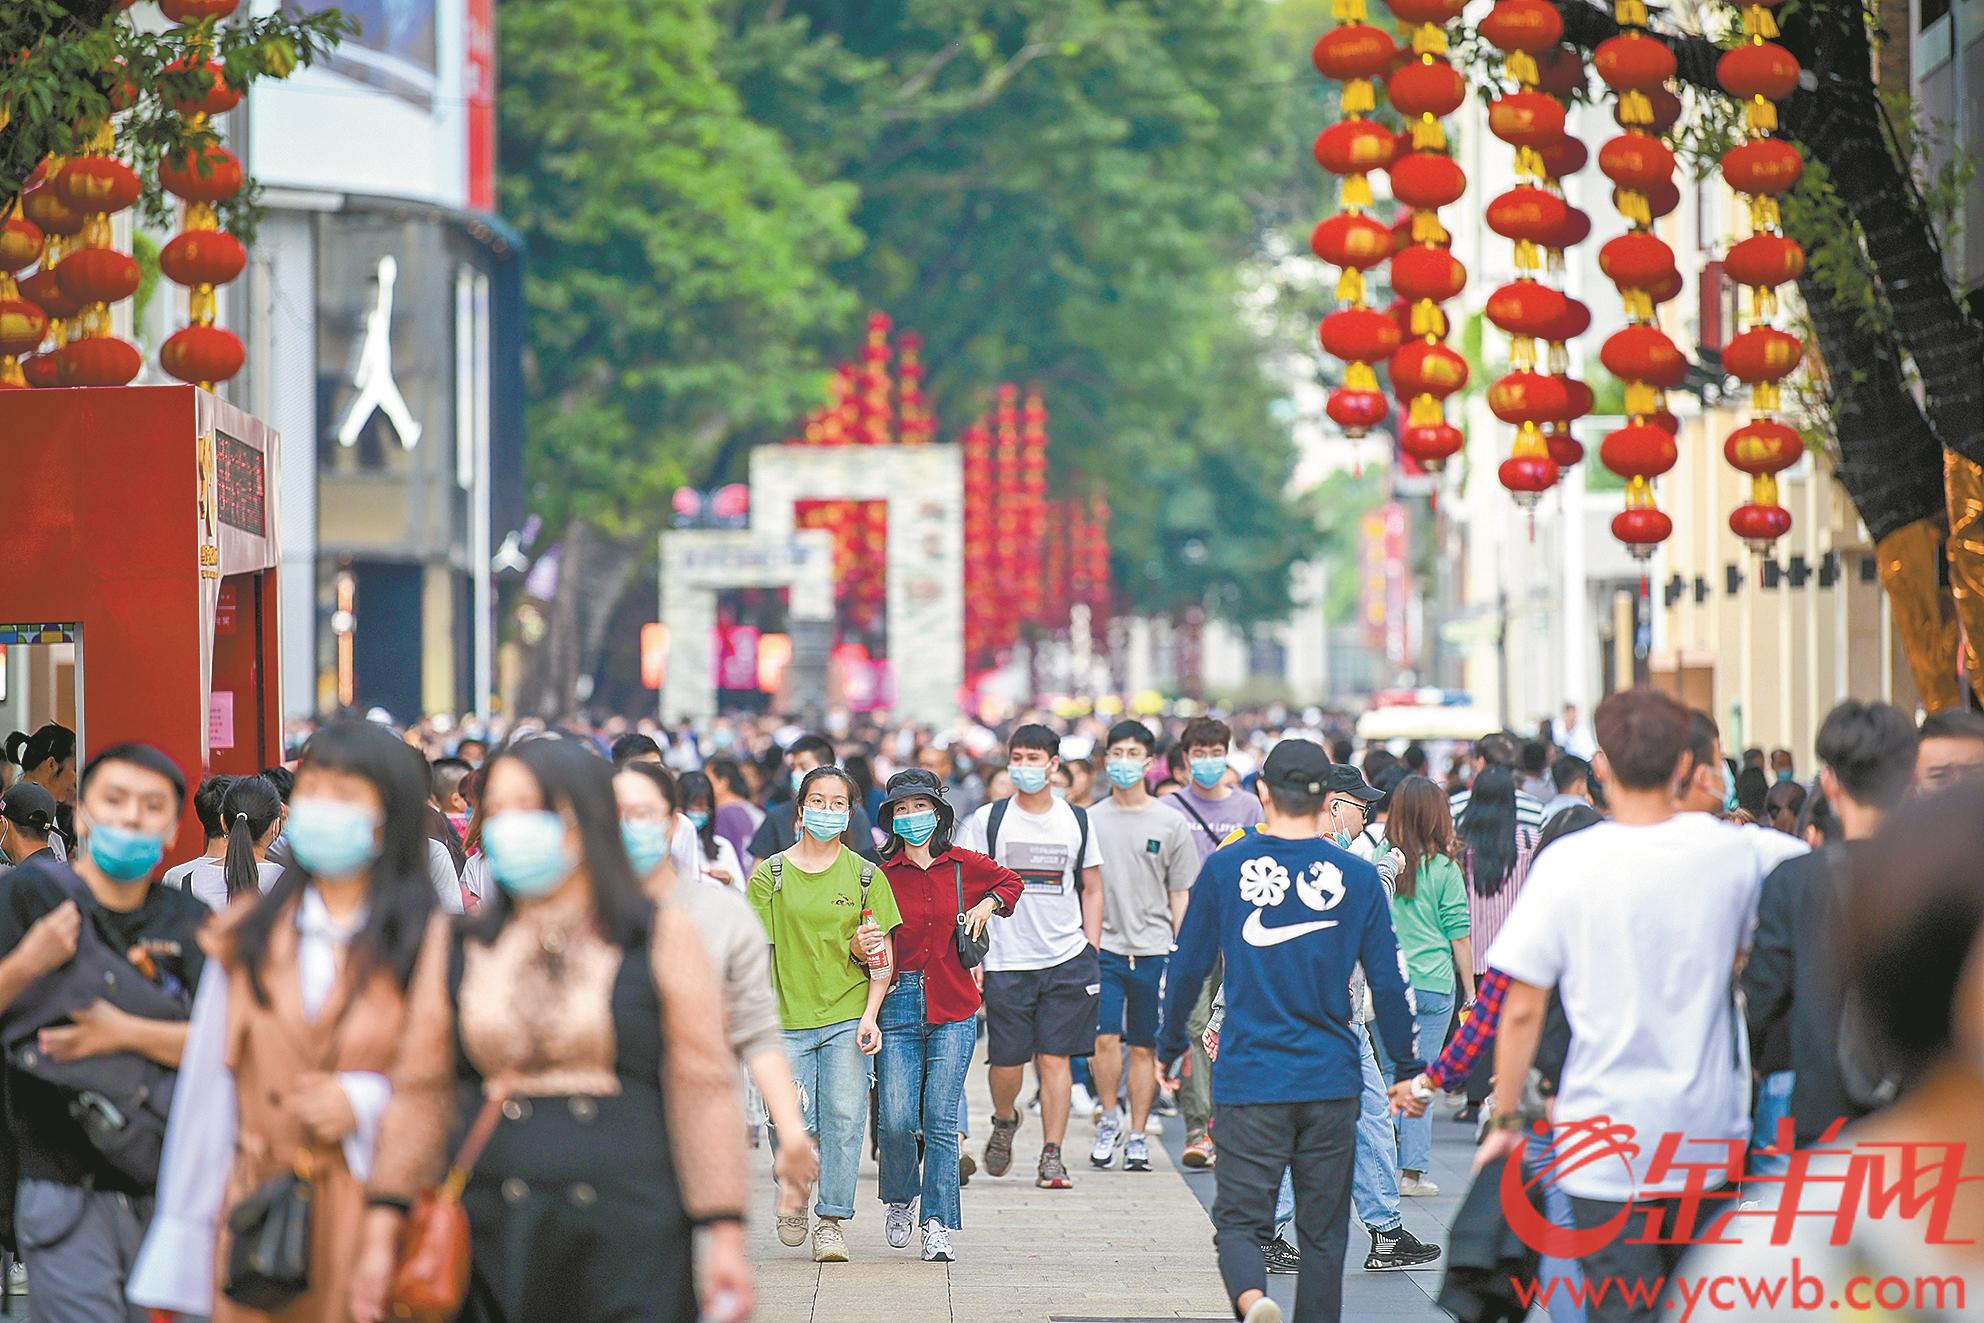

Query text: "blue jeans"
[1275, 1023, 1400, 1240]
[877, 973, 976, 1230]
[1749, 1069, 1795, 1178]
[1375, 988, 1453, 1174]
[1528, 1127, 1586, 1323]
[783, 1018, 868, 1218]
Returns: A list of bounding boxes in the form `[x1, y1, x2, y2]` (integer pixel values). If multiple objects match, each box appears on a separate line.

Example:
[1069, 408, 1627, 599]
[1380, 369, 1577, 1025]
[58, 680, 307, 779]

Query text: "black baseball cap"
[0, 783, 57, 831]
[1326, 764, 1384, 802]
[1261, 739, 1332, 795]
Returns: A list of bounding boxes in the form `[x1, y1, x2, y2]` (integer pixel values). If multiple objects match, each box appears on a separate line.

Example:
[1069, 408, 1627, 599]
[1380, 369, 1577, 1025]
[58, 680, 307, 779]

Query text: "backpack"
[986, 798, 1090, 890]
[768, 855, 876, 908]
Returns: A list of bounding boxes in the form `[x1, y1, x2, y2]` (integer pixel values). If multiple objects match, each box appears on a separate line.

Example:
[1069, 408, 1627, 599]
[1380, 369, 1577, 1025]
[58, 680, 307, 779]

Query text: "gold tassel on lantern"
[1751, 381, 1782, 412]
[1342, 78, 1375, 114]
[1336, 268, 1366, 303]
[1332, 0, 1366, 19]
[1410, 299, 1447, 338]
[1409, 393, 1446, 426]
[1746, 95, 1778, 133]
[1412, 23, 1448, 55]
[1505, 50, 1538, 86]
[1341, 173, 1374, 208]
[1625, 382, 1660, 418]
[1412, 211, 1449, 244]
[1749, 195, 1781, 230]
[1509, 336, 1537, 370]
[1614, 0, 1648, 26]
[1621, 288, 1653, 321]
[1413, 115, 1447, 151]
[1514, 239, 1541, 272]
[1619, 188, 1652, 227]
[1344, 361, 1379, 391]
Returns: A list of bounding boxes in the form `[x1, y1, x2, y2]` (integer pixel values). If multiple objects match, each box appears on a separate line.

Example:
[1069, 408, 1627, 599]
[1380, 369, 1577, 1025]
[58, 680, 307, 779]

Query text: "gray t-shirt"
[1088, 797, 1199, 958]
[669, 875, 783, 1064]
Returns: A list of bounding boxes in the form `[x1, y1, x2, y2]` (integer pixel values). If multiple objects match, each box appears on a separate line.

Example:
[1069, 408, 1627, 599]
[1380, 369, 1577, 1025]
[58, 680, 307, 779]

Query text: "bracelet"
[1487, 1110, 1528, 1133]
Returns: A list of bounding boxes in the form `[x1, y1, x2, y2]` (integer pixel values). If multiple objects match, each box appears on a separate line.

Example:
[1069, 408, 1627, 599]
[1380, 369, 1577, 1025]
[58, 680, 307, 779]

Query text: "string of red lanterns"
[961, 418, 996, 665]
[19, 157, 87, 386]
[0, 206, 49, 390]
[1381, 0, 1468, 472]
[49, 122, 144, 386]
[1533, 43, 1595, 474]
[156, 0, 249, 390]
[1717, 0, 1805, 552]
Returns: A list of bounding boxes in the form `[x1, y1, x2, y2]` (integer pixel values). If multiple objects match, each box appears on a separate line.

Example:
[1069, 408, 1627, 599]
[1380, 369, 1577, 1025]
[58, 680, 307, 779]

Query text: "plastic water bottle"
[860, 907, 890, 980]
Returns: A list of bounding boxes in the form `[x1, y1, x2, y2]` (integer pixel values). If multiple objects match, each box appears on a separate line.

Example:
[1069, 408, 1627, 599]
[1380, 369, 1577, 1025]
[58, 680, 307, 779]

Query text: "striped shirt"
[1448, 786, 1548, 832]
[1459, 826, 1539, 977]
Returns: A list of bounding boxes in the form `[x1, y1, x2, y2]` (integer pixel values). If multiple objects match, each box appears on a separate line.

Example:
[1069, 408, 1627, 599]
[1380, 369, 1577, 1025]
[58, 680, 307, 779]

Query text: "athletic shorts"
[1096, 949, 1168, 1049]
[984, 946, 1101, 1067]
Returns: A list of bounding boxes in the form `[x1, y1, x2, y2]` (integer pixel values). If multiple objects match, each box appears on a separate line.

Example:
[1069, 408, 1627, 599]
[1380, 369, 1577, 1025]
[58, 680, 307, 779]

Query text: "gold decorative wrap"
[1947, 454, 1984, 696]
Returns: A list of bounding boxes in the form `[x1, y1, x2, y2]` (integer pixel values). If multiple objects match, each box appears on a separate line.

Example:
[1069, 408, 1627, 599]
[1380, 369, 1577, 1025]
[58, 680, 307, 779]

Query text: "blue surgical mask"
[1190, 757, 1227, 789]
[1050, 785, 1068, 800]
[285, 797, 382, 879]
[483, 810, 577, 898]
[1774, 770, 1792, 783]
[1009, 764, 1049, 795]
[621, 819, 671, 876]
[1105, 759, 1145, 789]
[686, 810, 711, 829]
[1722, 765, 1739, 813]
[893, 808, 938, 847]
[790, 768, 808, 796]
[84, 819, 166, 883]
[801, 806, 849, 841]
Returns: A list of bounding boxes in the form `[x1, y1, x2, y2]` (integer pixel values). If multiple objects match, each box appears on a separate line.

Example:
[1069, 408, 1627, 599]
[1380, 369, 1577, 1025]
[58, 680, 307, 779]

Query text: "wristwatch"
[1487, 1110, 1528, 1133]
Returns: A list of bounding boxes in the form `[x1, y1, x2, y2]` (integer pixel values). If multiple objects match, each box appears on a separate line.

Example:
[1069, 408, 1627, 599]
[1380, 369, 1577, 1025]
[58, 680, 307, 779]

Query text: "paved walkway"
[748, 1037, 1475, 1322]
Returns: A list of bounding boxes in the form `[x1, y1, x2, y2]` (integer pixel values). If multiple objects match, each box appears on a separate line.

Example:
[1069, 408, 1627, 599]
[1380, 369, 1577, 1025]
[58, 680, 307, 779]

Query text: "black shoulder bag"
[953, 862, 989, 970]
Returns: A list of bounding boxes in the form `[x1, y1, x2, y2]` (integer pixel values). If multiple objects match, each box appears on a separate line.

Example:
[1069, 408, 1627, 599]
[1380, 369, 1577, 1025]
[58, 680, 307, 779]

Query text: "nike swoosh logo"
[1242, 909, 1338, 947]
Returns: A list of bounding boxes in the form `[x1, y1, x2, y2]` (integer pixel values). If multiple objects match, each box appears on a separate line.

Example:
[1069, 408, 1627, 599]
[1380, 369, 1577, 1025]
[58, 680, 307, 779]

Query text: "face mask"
[710, 730, 735, 750]
[1190, 757, 1227, 789]
[1105, 759, 1145, 789]
[285, 797, 383, 879]
[1722, 765, 1739, 813]
[1332, 830, 1353, 848]
[893, 808, 938, 847]
[1050, 786, 1068, 800]
[791, 768, 809, 796]
[483, 810, 577, 899]
[801, 806, 849, 841]
[1775, 770, 1792, 783]
[1009, 764, 1049, 795]
[685, 810, 711, 829]
[84, 819, 166, 883]
[620, 819, 672, 876]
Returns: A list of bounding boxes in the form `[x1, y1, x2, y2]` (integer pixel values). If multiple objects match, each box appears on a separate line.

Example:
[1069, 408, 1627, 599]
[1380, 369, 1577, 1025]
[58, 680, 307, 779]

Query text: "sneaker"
[1181, 1132, 1216, 1168]
[1090, 1111, 1123, 1167]
[884, 1201, 915, 1249]
[1123, 1132, 1151, 1172]
[1071, 1083, 1099, 1118]
[1037, 1143, 1073, 1189]
[1242, 1296, 1284, 1323]
[959, 1150, 976, 1187]
[983, 1111, 1020, 1178]
[812, 1219, 849, 1263]
[1144, 1111, 1164, 1135]
[1365, 1226, 1442, 1271]
[1026, 1090, 1041, 1116]
[1398, 1173, 1440, 1198]
[776, 1212, 810, 1247]
[6, 1261, 25, 1294]
[1263, 1237, 1301, 1274]
[1154, 1089, 1179, 1117]
[920, 1218, 955, 1262]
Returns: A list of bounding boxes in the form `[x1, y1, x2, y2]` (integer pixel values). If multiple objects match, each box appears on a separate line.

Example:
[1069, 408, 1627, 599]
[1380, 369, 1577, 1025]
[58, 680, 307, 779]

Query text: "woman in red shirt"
[869, 768, 1022, 1263]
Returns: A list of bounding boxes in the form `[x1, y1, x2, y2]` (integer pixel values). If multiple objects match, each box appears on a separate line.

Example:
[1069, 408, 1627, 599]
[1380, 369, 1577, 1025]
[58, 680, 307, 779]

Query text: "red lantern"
[0, 300, 48, 356]
[20, 269, 83, 321]
[1485, 281, 1568, 339]
[1724, 326, 1802, 382]
[1559, 377, 1595, 419]
[1721, 139, 1803, 195]
[1489, 371, 1572, 424]
[51, 157, 141, 214]
[1599, 133, 1678, 191]
[1390, 340, 1469, 397]
[1725, 419, 1804, 473]
[1725, 233, 1806, 287]
[1648, 269, 1684, 305]
[161, 0, 240, 20]
[1551, 206, 1592, 248]
[162, 323, 246, 385]
[1489, 91, 1568, 148]
[1400, 421, 1464, 469]
[1612, 506, 1673, 550]
[1384, 0, 1465, 21]
[1311, 214, 1394, 269]
[1640, 177, 1682, 220]
[1535, 44, 1587, 97]
[1538, 137, 1588, 177]
[159, 230, 248, 287]
[0, 217, 43, 272]
[1487, 188, 1571, 246]
[165, 56, 242, 117]
[56, 335, 141, 387]
[1618, 86, 1684, 135]
[160, 145, 244, 203]
[1390, 245, 1466, 302]
[1313, 25, 1398, 80]
[1594, 32, 1677, 89]
[1389, 152, 1466, 209]
[1601, 325, 1688, 388]
[22, 354, 61, 389]
[1543, 427, 1585, 468]
[1718, 43, 1800, 101]
[1320, 307, 1403, 362]
[22, 182, 82, 238]
[1387, 60, 1465, 117]
[1729, 502, 1792, 546]
[1599, 232, 1677, 289]
[56, 247, 140, 304]
[1314, 121, 1400, 175]
[1540, 297, 1592, 342]
[1600, 422, 1680, 478]
[1499, 454, 1560, 497]
[1478, 0, 1564, 52]
[1327, 387, 1390, 436]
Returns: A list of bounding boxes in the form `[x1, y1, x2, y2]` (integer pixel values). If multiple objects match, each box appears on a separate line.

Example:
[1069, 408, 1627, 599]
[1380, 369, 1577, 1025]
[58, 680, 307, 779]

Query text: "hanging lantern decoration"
[1716, 0, 1804, 552]
[1311, 1, 1405, 439]
[992, 386, 1024, 653]
[158, 18, 248, 390]
[898, 330, 934, 444]
[1020, 388, 1050, 626]
[1593, 2, 1683, 558]
[48, 126, 143, 387]
[1380, 0, 1468, 470]
[0, 206, 48, 389]
[1082, 489, 1112, 651]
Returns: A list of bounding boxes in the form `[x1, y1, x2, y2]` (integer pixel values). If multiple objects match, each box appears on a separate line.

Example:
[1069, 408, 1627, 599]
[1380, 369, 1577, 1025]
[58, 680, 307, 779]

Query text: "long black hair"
[220, 775, 283, 900]
[233, 721, 437, 1004]
[6, 724, 75, 783]
[677, 770, 721, 862]
[1458, 765, 1519, 898]
[470, 738, 650, 950]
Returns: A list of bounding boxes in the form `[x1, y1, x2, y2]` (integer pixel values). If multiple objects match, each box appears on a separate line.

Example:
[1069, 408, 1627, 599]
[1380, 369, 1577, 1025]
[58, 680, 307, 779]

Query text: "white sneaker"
[1144, 1111, 1164, 1135]
[1242, 1296, 1284, 1323]
[1071, 1083, 1099, 1118]
[884, 1201, 915, 1249]
[920, 1218, 955, 1262]
[1090, 1110, 1123, 1167]
[812, 1219, 849, 1263]
[1398, 1173, 1441, 1198]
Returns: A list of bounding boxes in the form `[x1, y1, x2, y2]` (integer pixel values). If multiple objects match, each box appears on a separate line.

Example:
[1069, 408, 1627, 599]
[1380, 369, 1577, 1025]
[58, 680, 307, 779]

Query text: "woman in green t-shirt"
[1381, 776, 1475, 1194]
[747, 766, 901, 1264]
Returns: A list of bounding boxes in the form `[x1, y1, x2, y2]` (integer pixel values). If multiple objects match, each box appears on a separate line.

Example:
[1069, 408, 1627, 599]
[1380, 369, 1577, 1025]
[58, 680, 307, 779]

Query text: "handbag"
[952, 862, 989, 970]
[223, 1152, 317, 1310]
[389, 1089, 508, 1323]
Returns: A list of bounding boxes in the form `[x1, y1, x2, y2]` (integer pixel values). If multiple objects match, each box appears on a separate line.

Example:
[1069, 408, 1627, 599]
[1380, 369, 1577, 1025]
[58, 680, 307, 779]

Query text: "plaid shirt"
[1426, 967, 1511, 1091]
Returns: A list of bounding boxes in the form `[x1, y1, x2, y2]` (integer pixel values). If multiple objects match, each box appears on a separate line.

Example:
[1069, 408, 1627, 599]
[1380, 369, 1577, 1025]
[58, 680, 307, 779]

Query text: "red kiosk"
[0, 385, 282, 858]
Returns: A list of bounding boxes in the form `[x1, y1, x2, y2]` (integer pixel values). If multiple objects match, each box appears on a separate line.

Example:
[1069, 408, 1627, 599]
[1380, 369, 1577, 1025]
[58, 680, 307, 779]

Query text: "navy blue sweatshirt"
[1158, 830, 1425, 1104]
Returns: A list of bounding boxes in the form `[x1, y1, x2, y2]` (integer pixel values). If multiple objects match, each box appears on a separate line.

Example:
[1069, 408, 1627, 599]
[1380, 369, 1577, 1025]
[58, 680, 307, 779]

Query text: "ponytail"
[3, 732, 26, 768]
[218, 775, 284, 900]
[224, 811, 260, 899]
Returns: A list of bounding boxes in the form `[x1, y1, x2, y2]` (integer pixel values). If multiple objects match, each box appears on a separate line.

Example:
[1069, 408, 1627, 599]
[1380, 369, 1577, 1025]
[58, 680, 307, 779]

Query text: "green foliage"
[0, 0, 353, 240]
[498, 0, 861, 536]
[130, 228, 159, 331]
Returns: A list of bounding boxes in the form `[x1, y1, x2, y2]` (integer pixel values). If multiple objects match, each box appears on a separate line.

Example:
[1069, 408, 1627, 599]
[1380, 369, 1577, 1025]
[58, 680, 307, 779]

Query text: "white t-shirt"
[173, 859, 287, 912]
[697, 835, 745, 888]
[1486, 812, 1806, 1201]
[957, 798, 1101, 972]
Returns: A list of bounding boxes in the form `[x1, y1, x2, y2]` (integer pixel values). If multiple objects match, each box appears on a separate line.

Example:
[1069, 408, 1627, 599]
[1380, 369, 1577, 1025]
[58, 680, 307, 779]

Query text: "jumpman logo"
[335, 255, 423, 450]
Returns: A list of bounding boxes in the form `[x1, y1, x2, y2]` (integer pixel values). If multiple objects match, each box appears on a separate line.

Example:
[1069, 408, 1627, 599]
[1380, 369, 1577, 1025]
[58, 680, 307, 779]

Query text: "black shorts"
[984, 946, 1101, 1067]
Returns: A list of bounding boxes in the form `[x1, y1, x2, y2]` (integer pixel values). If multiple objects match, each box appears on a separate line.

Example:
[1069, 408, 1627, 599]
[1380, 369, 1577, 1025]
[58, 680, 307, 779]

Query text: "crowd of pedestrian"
[0, 688, 1977, 1323]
